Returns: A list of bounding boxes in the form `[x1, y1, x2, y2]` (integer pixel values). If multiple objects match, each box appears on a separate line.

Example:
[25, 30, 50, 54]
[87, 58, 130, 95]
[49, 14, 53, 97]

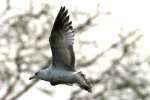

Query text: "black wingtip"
[61, 6, 66, 11]
[56, 6, 68, 20]
[59, 6, 65, 14]
[61, 6, 65, 9]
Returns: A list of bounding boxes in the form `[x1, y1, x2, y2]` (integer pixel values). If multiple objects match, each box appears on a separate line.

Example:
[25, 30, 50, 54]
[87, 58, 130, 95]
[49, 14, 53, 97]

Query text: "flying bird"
[29, 6, 92, 92]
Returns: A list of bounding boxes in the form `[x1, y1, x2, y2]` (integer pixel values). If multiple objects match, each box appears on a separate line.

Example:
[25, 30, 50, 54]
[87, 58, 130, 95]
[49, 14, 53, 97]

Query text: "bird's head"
[29, 71, 40, 80]
[29, 69, 49, 80]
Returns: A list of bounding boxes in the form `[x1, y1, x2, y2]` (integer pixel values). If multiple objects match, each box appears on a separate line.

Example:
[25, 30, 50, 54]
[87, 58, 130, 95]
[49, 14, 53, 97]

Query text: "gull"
[29, 6, 92, 92]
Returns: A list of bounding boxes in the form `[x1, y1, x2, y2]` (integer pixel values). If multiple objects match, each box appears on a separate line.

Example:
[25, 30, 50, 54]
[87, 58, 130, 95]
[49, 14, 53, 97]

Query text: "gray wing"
[49, 6, 75, 71]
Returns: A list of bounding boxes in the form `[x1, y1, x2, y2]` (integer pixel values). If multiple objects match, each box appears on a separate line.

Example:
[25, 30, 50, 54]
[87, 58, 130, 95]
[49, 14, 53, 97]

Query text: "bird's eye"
[35, 72, 38, 75]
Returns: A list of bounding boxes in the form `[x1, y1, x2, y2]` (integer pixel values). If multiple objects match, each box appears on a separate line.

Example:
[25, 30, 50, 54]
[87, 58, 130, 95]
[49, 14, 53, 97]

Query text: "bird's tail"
[76, 72, 92, 92]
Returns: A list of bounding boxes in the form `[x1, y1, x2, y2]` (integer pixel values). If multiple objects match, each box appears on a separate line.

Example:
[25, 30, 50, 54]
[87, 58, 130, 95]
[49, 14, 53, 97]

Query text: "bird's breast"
[50, 68, 76, 84]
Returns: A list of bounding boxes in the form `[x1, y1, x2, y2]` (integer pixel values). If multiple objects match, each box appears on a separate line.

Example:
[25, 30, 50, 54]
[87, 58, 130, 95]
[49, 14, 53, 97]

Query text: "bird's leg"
[50, 81, 73, 86]
[50, 81, 59, 86]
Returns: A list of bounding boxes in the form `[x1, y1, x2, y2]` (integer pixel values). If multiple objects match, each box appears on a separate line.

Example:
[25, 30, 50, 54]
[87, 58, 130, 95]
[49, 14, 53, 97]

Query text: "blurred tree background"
[0, 0, 150, 100]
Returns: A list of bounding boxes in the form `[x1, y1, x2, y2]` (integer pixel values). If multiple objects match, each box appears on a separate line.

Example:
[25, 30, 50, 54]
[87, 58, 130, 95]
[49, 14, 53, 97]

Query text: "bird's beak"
[29, 75, 36, 80]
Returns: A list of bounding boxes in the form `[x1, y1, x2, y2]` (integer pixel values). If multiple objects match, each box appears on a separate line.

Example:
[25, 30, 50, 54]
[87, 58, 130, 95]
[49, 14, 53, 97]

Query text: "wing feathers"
[49, 6, 75, 71]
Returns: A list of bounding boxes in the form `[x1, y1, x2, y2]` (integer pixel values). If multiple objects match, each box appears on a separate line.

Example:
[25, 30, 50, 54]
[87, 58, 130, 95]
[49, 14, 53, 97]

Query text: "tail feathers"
[80, 82, 92, 92]
[77, 72, 92, 92]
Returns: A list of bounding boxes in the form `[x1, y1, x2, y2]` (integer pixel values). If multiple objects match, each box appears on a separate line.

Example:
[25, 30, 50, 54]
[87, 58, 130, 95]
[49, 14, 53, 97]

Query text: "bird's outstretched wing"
[49, 6, 75, 71]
